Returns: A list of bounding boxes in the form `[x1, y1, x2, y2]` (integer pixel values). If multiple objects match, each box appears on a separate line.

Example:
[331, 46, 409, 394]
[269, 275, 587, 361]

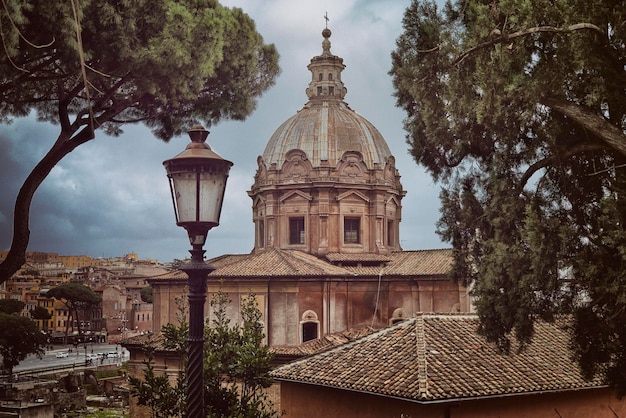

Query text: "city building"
[271, 314, 626, 418]
[148, 27, 469, 348]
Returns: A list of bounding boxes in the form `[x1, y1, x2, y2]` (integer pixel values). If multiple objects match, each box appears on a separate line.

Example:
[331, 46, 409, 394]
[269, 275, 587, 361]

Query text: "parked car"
[55, 352, 69, 358]
[86, 353, 99, 360]
[107, 351, 119, 358]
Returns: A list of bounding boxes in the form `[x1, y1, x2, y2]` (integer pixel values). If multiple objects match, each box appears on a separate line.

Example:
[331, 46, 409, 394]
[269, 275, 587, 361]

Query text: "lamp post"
[163, 125, 232, 417]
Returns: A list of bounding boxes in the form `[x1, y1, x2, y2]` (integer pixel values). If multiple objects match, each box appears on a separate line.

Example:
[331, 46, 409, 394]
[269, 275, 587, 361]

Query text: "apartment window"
[344, 217, 360, 244]
[289, 217, 305, 245]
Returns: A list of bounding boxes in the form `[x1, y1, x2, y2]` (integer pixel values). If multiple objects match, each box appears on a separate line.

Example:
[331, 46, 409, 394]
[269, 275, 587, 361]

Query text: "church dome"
[261, 28, 393, 169]
[250, 26, 404, 257]
[263, 101, 393, 169]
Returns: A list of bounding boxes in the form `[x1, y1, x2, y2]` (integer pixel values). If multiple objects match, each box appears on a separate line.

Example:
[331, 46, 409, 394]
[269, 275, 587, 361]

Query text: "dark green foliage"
[140, 286, 153, 304]
[0, 0, 280, 284]
[129, 338, 186, 418]
[0, 313, 46, 381]
[391, 0, 626, 393]
[47, 283, 101, 338]
[30, 305, 53, 331]
[0, 299, 25, 314]
[204, 290, 276, 418]
[130, 289, 279, 417]
[30, 305, 52, 320]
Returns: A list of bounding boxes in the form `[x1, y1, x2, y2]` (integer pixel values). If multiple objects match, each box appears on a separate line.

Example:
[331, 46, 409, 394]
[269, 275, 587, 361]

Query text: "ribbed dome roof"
[262, 28, 393, 169]
[263, 101, 392, 168]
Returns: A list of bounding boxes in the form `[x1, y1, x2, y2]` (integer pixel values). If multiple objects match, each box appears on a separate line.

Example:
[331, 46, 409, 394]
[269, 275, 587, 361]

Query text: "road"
[13, 343, 129, 373]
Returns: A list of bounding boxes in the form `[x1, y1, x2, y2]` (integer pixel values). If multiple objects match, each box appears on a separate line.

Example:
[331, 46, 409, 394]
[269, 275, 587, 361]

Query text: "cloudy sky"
[0, 0, 447, 263]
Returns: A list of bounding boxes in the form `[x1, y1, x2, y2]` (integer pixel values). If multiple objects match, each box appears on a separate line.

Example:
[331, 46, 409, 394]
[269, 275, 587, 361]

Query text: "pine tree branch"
[453, 23, 605, 66]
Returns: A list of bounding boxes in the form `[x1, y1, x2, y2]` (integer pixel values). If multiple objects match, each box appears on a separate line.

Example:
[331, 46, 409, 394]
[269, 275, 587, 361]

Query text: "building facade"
[148, 28, 469, 347]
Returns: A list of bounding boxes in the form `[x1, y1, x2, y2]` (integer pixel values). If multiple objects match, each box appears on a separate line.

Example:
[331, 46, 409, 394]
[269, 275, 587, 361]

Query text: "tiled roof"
[325, 253, 392, 263]
[208, 249, 350, 277]
[148, 248, 453, 281]
[340, 249, 453, 276]
[122, 333, 173, 352]
[271, 314, 604, 402]
[271, 327, 376, 357]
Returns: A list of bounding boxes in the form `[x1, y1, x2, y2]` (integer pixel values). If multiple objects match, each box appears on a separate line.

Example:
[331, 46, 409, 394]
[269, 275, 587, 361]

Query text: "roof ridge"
[415, 314, 429, 398]
[394, 248, 452, 253]
[286, 249, 349, 275]
[276, 249, 304, 274]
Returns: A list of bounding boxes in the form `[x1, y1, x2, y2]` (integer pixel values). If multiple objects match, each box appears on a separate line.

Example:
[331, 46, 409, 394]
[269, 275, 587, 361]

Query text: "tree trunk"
[542, 97, 626, 157]
[0, 127, 94, 284]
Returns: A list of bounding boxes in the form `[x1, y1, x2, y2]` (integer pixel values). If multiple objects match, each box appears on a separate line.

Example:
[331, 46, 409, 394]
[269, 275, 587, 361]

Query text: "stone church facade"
[148, 27, 470, 347]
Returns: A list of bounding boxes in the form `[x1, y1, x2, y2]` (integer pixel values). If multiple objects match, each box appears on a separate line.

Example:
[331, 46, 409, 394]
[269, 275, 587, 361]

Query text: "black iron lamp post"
[163, 125, 232, 418]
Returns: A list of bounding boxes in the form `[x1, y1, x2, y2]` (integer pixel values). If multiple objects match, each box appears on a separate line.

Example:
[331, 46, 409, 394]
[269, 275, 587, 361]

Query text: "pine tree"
[390, 0, 626, 393]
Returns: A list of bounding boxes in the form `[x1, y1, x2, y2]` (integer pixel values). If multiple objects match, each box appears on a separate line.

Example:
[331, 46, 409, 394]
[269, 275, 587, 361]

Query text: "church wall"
[415, 280, 468, 313]
[387, 282, 417, 323]
[151, 278, 187, 332]
[267, 285, 300, 346]
[328, 281, 347, 333]
[151, 275, 465, 347]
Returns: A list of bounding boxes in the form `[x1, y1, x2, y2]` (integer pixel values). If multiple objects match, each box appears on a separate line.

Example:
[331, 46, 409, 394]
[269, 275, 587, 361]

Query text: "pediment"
[253, 195, 266, 208]
[279, 190, 313, 203]
[386, 195, 401, 208]
[337, 190, 369, 203]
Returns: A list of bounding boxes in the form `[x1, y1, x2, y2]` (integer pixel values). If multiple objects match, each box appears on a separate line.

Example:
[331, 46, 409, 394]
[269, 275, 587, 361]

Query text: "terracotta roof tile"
[340, 249, 453, 276]
[271, 327, 376, 357]
[271, 314, 604, 402]
[208, 249, 350, 277]
[325, 253, 392, 263]
[148, 248, 453, 281]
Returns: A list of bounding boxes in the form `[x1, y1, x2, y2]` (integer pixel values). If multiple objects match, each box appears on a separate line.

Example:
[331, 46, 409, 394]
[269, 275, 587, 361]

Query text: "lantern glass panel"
[198, 171, 227, 224]
[171, 172, 198, 224]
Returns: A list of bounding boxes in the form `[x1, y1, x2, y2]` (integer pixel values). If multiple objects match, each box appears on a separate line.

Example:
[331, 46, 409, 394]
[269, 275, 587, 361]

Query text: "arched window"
[328, 73, 333, 81]
[318, 72, 323, 81]
[390, 308, 408, 325]
[300, 310, 320, 342]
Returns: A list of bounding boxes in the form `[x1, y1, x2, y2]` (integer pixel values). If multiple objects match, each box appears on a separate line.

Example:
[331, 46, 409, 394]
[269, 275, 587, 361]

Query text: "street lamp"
[163, 125, 232, 417]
